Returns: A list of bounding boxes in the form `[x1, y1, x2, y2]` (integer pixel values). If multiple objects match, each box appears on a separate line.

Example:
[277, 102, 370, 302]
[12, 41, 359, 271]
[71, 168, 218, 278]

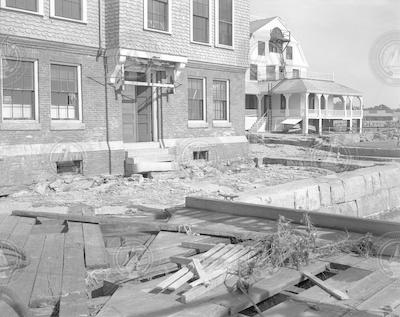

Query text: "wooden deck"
[1, 197, 400, 316]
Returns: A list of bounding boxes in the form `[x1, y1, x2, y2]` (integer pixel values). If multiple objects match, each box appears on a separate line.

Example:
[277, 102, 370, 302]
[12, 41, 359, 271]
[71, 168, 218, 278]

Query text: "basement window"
[56, 160, 82, 175]
[193, 151, 209, 160]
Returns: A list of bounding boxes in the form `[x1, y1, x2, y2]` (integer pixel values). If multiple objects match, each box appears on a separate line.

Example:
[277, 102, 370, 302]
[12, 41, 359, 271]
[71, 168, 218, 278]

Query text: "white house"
[245, 17, 364, 135]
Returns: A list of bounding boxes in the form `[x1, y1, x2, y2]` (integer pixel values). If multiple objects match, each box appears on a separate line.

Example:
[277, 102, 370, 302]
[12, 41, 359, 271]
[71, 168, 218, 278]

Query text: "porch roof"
[269, 78, 362, 96]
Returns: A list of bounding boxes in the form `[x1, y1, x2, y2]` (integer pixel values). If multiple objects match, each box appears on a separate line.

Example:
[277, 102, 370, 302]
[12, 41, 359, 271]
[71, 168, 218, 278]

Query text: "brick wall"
[161, 63, 246, 139]
[0, 38, 125, 186]
[0, 0, 101, 48]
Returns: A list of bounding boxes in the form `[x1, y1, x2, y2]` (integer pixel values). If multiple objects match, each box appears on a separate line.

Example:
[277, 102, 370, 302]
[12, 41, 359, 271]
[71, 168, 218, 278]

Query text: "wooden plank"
[7, 233, 46, 307]
[185, 197, 400, 236]
[82, 223, 109, 269]
[0, 216, 19, 240]
[7, 217, 36, 249]
[13, 210, 266, 240]
[30, 233, 65, 308]
[154, 244, 225, 291]
[181, 242, 216, 252]
[213, 261, 329, 315]
[302, 271, 350, 300]
[262, 298, 381, 317]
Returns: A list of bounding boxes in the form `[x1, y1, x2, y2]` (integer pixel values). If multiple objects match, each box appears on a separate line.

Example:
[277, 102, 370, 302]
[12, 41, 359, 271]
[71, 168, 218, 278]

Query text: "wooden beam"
[186, 197, 400, 236]
[12, 210, 266, 240]
[301, 271, 350, 300]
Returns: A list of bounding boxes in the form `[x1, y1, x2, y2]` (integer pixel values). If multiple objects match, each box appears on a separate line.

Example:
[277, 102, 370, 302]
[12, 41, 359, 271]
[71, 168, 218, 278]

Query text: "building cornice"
[0, 33, 99, 56]
[187, 60, 247, 73]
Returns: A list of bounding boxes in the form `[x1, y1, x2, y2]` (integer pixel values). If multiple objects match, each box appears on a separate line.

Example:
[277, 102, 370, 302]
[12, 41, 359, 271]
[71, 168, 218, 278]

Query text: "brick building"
[0, 0, 249, 186]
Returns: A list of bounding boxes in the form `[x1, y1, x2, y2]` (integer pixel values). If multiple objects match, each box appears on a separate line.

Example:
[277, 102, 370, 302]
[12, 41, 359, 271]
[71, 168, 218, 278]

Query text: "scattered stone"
[127, 174, 144, 184]
[34, 182, 49, 196]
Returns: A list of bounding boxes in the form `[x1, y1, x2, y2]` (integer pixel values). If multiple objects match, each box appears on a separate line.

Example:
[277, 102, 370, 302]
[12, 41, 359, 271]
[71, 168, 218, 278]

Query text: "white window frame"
[212, 79, 231, 127]
[190, 0, 212, 46]
[50, 63, 83, 123]
[143, 0, 172, 35]
[188, 77, 207, 127]
[50, 0, 88, 24]
[215, 0, 235, 50]
[0, 58, 39, 123]
[0, 0, 44, 15]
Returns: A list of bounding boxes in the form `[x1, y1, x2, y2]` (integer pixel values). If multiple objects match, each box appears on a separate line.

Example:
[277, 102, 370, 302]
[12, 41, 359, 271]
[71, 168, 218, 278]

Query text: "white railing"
[352, 110, 362, 117]
[256, 70, 335, 82]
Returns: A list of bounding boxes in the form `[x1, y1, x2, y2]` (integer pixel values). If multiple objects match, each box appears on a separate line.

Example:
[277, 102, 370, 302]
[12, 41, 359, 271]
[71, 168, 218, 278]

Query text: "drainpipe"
[98, 0, 112, 174]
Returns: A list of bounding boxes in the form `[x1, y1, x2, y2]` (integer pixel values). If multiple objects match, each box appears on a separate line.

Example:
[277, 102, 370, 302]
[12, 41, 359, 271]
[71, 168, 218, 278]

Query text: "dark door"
[122, 85, 136, 143]
[136, 86, 153, 142]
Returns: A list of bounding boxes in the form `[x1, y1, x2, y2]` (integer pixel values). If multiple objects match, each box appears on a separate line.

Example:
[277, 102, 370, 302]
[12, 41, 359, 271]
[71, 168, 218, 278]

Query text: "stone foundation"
[238, 163, 400, 217]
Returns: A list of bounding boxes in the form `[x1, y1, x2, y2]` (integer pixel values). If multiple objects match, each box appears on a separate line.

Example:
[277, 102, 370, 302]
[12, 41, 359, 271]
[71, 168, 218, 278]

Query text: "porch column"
[284, 94, 291, 117]
[359, 96, 364, 134]
[303, 93, 310, 134]
[257, 94, 263, 118]
[316, 94, 322, 136]
[152, 87, 159, 141]
[349, 96, 354, 132]
[343, 96, 348, 118]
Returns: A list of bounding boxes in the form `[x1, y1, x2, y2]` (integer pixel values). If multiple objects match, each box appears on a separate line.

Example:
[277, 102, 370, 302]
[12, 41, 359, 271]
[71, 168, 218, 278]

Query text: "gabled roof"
[250, 17, 279, 35]
[270, 78, 362, 96]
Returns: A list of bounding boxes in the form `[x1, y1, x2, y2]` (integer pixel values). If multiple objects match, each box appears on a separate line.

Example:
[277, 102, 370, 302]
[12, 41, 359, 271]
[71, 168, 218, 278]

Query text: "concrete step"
[132, 153, 175, 163]
[127, 148, 170, 157]
[133, 161, 177, 173]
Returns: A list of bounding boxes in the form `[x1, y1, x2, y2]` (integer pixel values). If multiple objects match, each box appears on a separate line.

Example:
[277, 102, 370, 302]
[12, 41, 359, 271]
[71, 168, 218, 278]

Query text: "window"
[213, 80, 229, 120]
[57, 160, 82, 174]
[188, 78, 205, 121]
[279, 66, 285, 79]
[280, 95, 286, 110]
[51, 64, 81, 121]
[192, 0, 209, 43]
[258, 41, 265, 56]
[52, 0, 85, 21]
[269, 42, 279, 53]
[266, 66, 276, 80]
[217, 0, 233, 47]
[286, 46, 293, 60]
[4, 0, 38, 12]
[250, 64, 258, 81]
[245, 95, 257, 110]
[193, 151, 209, 160]
[2, 60, 36, 120]
[293, 69, 300, 78]
[146, 0, 170, 32]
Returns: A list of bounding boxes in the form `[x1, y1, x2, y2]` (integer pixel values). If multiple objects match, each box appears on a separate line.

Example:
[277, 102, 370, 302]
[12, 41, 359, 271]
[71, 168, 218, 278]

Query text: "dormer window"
[258, 41, 265, 56]
[286, 46, 293, 60]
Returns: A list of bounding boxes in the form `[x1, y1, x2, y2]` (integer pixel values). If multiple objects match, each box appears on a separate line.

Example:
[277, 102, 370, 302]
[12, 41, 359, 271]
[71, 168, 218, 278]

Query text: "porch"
[269, 78, 364, 135]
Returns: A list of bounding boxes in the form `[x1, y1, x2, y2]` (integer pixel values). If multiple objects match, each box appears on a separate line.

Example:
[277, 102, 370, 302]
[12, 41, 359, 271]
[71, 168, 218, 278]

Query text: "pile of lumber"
[152, 242, 256, 303]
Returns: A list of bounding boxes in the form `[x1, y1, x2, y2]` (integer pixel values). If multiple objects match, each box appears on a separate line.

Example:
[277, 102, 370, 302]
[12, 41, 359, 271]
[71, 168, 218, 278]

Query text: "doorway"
[122, 85, 153, 143]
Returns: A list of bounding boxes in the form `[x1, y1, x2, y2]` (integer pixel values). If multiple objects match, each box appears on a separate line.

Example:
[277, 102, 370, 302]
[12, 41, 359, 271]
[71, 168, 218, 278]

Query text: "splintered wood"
[152, 242, 255, 303]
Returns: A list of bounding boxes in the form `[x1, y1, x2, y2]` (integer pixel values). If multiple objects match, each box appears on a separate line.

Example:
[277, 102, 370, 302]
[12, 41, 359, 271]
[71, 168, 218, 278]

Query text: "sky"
[250, 0, 400, 108]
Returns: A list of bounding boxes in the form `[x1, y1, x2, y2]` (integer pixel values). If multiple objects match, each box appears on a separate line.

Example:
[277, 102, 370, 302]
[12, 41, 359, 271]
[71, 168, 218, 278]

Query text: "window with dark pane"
[51, 64, 79, 120]
[218, 0, 233, 46]
[250, 64, 258, 80]
[2, 60, 35, 120]
[148, 0, 169, 32]
[266, 66, 276, 80]
[286, 46, 293, 60]
[54, 0, 82, 20]
[188, 78, 204, 120]
[6, 0, 37, 11]
[280, 94, 286, 110]
[213, 80, 228, 120]
[193, 0, 209, 43]
[258, 41, 265, 56]
[293, 69, 300, 78]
